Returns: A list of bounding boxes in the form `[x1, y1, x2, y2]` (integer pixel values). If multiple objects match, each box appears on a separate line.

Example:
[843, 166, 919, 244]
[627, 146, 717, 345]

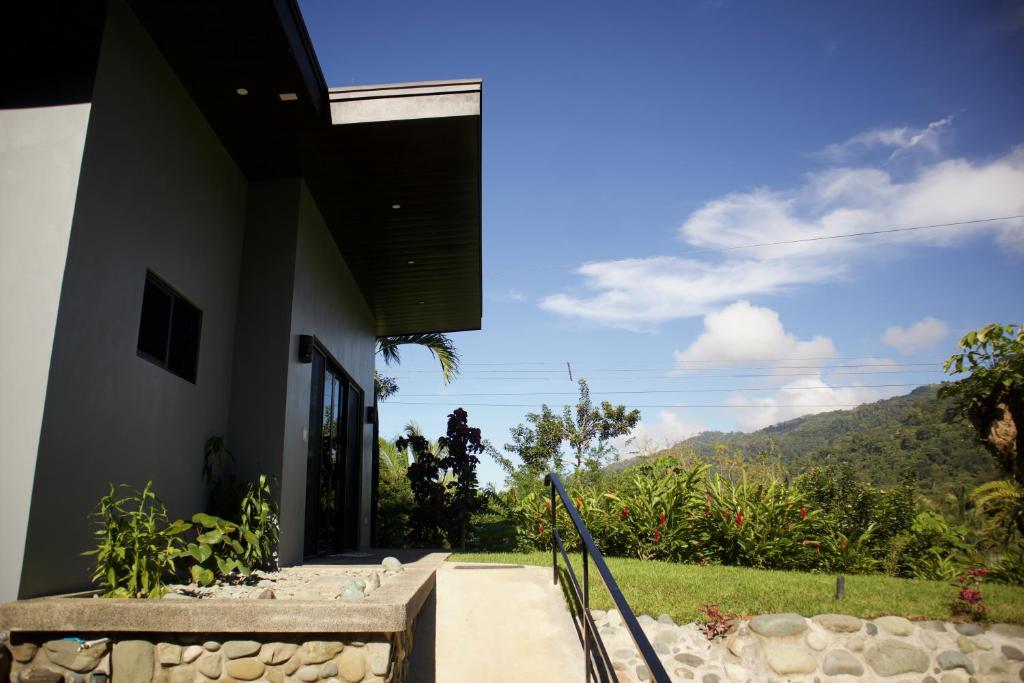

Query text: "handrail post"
[583, 544, 591, 682]
[550, 481, 557, 586]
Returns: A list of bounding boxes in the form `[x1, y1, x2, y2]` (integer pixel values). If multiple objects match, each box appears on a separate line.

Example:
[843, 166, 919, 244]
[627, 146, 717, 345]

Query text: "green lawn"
[448, 552, 1024, 625]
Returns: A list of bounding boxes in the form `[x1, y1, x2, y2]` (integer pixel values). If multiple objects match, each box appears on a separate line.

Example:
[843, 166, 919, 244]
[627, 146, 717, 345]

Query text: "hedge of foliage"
[497, 457, 1022, 583]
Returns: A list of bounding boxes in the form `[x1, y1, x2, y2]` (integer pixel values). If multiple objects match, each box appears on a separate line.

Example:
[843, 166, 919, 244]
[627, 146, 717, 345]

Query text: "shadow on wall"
[407, 587, 436, 683]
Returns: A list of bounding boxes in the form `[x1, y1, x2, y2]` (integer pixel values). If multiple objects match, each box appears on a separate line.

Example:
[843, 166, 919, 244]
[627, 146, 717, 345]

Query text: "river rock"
[366, 642, 391, 677]
[864, 640, 930, 676]
[875, 616, 914, 636]
[701, 673, 719, 683]
[955, 623, 983, 636]
[320, 661, 338, 678]
[381, 557, 403, 573]
[957, 635, 974, 653]
[226, 657, 264, 681]
[726, 635, 745, 658]
[847, 635, 867, 652]
[338, 648, 366, 682]
[921, 621, 948, 633]
[750, 613, 807, 638]
[978, 651, 1008, 675]
[972, 635, 993, 650]
[296, 665, 320, 682]
[18, 668, 64, 683]
[937, 651, 974, 674]
[920, 631, 937, 649]
[43, 640, 108, 672]
[364, 572, 381, 595]
[112, 641, 154, 683]
[993, 623, 1024, 639]
[865, 622, 878, 636]
[168, 665, 194, 683]
[822, 649, 864, 676]
[806, 631, 827, 651]
[766, 645, 817, 674]
[202, 641, 220, 652]
[724, 663, 746, 682]
[1003, 645, 1024, 661]
[196, 653, 222, 679]
[658, 614, 675, 626]
[155, 643, 181, 666]
[300, 642, 344, 665]
[813, 614, 862, 633]
[260, 643, 297, 665]
[222, 641, 261, 660]
[181, 646, 203, 664]
[675, 654, 703, 668]
[10, 643, 39, 663]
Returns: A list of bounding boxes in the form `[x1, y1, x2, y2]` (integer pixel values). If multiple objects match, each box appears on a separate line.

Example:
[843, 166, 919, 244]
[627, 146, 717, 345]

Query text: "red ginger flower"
[658, 513, 667, 527]
[653, 529, 662, 542]
[735, 509, 743, 527]
[536, 523, 545, 534]
[619, 507, 630, 520]
[800, 507, 808, 520]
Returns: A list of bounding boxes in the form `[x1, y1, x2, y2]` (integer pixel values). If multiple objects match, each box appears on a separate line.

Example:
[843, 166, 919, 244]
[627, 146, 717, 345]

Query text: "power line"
[387, 369, 946, 381]
[389, 362, 942, 374]
[401, 354, 944, 367]
[393, 382, 926, 397]
[388, 401, 871, 409]
[683, 215, 1024, 255]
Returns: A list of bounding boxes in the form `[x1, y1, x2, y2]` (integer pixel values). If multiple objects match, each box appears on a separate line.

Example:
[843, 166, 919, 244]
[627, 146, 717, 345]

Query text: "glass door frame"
[302, 339, 365, 558]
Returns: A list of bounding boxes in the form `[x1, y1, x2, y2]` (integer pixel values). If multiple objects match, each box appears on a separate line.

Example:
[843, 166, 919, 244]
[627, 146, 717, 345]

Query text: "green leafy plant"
[83, 482, 189, 598]
[175, 513, 252, 586]
[237, 474, 280, 570]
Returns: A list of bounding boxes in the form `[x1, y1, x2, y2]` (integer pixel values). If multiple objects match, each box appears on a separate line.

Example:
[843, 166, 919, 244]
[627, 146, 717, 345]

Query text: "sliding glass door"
[304, 346, 362, 557]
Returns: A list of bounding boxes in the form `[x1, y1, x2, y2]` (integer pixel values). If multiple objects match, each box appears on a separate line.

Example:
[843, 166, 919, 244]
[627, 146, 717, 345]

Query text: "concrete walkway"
[433, 561, 584, 682]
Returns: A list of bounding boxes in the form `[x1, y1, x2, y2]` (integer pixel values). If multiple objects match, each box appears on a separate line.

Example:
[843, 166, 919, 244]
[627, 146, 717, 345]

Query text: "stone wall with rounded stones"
[592, 611, 1024, 682]
[1, 627, 416, 683]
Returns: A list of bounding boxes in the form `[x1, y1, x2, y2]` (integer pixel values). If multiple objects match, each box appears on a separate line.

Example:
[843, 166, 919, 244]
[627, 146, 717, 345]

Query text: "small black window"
[137, 272, 202, 383]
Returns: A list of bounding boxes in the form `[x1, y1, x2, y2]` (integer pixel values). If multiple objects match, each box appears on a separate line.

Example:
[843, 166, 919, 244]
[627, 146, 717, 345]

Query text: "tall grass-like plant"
[238, 474, 280, 570]
[83, 482, 189, 598]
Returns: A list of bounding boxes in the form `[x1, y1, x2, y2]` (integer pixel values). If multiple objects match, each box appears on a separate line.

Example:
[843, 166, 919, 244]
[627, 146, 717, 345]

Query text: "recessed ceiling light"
[236, 88, 249, 96]
[407, 260, 415, 265]
[418, 301, 425, 305]
[391, 204, 401, 210]
[279, 92, 298, 101]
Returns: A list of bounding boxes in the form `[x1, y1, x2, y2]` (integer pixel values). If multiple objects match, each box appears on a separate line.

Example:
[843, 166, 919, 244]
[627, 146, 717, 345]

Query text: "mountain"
[621, 384, 998, 492]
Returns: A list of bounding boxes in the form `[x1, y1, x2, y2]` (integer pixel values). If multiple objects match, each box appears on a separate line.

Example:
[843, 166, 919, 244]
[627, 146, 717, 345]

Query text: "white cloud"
[730, 375, 900, 431]
[487, 288, 527, 302]
[540, 145, 1024, 329]
[674, 300, 835, 364]
[882, 316, 949, 354]
[610, 410, 705, 456]
[821, 114, 957, 161]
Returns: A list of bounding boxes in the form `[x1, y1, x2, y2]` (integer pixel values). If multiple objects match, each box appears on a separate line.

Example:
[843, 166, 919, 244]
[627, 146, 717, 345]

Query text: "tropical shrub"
[175, 513, 252, 586]
[400, 408, 486, 549]
[83, 482, 189, 598]
[237, 474, 279, 571]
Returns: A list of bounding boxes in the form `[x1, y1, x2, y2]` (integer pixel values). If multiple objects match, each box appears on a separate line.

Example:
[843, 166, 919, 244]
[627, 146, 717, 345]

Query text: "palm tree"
[375, 333, 461, 400]
[972, 479, 1024, 547]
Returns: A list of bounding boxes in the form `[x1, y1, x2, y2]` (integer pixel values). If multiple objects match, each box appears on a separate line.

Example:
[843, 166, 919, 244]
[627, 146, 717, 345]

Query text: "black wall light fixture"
[298, 335, 314, 363]
[365, 405, 377, 424]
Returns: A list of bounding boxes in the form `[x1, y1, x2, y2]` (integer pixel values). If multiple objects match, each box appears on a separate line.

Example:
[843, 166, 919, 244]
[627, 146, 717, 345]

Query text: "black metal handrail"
[544, 473, 671, 683]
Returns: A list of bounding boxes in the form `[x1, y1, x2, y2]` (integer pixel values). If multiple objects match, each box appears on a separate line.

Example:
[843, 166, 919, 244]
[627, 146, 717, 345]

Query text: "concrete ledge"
[0, 553, 447, 634]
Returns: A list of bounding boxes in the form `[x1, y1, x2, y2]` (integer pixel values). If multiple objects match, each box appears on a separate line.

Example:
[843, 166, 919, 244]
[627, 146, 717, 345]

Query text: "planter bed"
[0, 553, 446, 683]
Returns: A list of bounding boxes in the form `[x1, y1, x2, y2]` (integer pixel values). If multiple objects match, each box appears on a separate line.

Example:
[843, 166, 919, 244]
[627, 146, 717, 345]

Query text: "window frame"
[136, 270, 203, 384]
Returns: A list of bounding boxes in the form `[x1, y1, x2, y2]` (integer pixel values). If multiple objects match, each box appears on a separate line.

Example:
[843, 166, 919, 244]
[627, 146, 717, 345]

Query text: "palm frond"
[376, 333, 461, 383]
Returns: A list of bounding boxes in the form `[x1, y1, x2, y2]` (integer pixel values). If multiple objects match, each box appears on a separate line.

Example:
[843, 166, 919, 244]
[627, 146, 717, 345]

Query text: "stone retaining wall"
[1, 627, 417, 683]
[592, 611, 1024, 682]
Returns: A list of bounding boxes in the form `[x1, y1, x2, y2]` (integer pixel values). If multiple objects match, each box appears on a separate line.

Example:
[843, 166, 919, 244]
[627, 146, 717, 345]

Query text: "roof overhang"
[125, 1, 482, 336]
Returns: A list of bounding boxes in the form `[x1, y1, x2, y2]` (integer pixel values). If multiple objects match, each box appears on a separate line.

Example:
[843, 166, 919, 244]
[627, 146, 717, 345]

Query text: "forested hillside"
[626, 385, 998, 492]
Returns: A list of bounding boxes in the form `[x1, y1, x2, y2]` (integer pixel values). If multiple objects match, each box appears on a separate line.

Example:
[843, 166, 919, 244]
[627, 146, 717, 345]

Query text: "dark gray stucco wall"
[225, 180, 300, 488]
[278, 182, 377, 564]
[19, 0, 248, 597]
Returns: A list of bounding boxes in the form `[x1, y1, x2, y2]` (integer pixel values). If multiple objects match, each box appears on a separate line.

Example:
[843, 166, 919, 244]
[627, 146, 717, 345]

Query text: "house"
[0, 0, 482, 602]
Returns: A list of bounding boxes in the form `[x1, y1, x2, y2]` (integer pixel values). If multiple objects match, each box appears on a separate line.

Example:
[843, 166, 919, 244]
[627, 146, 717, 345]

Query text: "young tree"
[942, 323, 1023, 485]
[498, 378, 641, 477]
[398, 408, 485, 550]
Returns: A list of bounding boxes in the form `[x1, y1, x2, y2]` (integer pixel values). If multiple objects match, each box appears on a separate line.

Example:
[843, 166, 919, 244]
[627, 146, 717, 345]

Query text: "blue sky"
[299, 0, 1024, 487]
